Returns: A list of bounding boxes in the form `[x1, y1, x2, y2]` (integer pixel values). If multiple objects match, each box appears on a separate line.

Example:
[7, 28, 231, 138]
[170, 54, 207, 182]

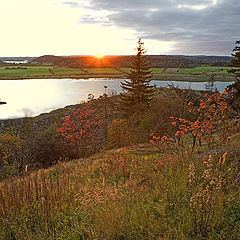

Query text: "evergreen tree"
[227, 40, 240, 113]
[205, 74, 217, 92]
[120, 39, 155, 114]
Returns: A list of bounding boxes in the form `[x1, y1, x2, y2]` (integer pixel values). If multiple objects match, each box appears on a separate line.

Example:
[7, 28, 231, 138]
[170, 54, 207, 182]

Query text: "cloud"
[79, 15, 112, 26]
[62, 1, 80, 8]
[66, 0, 240, 55]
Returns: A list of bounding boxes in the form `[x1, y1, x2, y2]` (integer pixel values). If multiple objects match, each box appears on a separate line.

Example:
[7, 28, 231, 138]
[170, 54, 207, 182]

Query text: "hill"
[173, 55, 233, 66]
[31, 55, 199, 68]
[31, 54, 234, 68]
[0, 88, 240, 239]
[0, 129, 239, 239]
[0, 57, 36, 62]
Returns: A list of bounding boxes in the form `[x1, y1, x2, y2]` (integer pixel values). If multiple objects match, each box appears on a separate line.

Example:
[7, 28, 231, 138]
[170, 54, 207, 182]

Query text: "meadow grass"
[0, 66, 51, 77]
[0, 66, 234, 81]
[152, 73, 234, 82]
[51, 67, 84, 75]
[0, 131, 239, 239]
[83, 68, 121, 74]
[179, 66, 231, 74]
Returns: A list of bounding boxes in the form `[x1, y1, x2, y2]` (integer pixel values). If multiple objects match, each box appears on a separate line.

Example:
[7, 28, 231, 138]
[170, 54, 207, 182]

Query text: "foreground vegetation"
[0, 87, 239, 239]
[0, 131, 240, 239]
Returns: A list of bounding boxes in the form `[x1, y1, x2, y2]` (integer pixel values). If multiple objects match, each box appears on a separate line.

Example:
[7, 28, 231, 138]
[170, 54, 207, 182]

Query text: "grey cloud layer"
[64, 0, 240, 54]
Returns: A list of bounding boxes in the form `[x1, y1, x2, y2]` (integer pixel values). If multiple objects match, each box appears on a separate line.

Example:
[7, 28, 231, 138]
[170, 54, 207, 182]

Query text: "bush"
[107, 119, 134, 148]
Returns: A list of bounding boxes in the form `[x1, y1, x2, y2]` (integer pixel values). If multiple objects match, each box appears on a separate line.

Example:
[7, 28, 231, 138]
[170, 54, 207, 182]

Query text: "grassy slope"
[1, 131, 240, 239]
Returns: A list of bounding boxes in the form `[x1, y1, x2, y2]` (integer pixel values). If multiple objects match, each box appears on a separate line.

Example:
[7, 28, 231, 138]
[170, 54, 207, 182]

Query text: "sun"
[95, 53, 104, 59]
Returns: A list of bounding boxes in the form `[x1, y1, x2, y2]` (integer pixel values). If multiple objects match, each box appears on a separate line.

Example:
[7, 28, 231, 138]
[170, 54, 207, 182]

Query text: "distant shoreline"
[0, 73, 234, 82]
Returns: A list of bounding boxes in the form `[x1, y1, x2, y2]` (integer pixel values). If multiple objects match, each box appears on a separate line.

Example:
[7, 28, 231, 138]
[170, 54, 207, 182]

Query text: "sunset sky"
[0, 0, 239, 57]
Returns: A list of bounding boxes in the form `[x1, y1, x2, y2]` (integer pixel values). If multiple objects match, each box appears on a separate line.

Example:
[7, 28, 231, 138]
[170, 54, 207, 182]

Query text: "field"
[0, 65, 235, 81]
[1, 134, 240, 239]
[150, 67, 235, 82]
[0, 66, 52, 77]
[178, 66, 231, 74]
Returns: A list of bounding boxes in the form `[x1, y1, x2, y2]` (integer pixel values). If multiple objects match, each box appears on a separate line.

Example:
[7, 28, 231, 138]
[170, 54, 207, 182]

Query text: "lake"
[3, 60, 28, 64]
[0, 78, 233, 119]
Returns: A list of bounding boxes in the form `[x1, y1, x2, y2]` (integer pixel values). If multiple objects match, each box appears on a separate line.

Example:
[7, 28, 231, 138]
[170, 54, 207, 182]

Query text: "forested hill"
[0, 57, 36, 62]
[31, 55, 202, 68]
[172, 55, 233, 66]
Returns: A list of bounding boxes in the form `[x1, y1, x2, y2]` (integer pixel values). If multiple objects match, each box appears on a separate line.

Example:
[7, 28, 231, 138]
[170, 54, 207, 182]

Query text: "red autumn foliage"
[151, 91, 231, 151]
[57, 104, 102, 156]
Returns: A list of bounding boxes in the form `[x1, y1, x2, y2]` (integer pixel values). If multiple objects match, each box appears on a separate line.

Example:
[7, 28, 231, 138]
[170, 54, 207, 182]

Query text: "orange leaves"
[175, 131, 185, 136]
[188, 102, 194, 107]
[161, 136, 168, 141]
[151, 91, 230, 151]
[150, 133, 171, 148]
[56, 104, 101, 148]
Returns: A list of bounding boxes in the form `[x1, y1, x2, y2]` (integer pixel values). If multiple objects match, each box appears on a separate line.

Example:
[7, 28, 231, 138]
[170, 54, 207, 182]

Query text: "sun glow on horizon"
[95, 53, 104, 59]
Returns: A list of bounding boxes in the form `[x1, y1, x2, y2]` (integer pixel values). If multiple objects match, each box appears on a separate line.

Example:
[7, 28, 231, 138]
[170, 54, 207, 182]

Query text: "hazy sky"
[0, 0, 239, 56]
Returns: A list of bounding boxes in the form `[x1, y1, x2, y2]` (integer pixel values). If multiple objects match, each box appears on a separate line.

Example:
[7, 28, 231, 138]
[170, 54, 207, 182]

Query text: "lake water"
[3, 60, 28, 64]
[0, 78, 233, 119]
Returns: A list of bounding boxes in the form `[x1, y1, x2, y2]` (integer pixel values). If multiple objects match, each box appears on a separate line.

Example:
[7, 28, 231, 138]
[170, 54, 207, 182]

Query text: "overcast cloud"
[64, 0, 240, 55]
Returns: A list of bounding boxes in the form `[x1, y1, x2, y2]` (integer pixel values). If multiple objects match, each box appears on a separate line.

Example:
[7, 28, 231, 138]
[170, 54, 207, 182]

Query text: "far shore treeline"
[6, 54, 233, 68]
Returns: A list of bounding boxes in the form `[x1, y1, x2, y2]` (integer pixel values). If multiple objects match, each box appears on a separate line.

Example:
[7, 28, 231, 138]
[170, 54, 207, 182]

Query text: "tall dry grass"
[0, 144, 239, 239]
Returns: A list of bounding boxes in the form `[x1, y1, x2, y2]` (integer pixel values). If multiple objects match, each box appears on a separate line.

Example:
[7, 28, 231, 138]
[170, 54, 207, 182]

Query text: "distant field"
[151, 74, 235, 82]
[122, 67, 231, 75]
[84, 68, 120, 74]
[0, 66, 51, 77]
[0, 65, 234, 81]
[51, 67, 83, 75]
[0, 66, 123, 79]
[179, 66, 231, 74]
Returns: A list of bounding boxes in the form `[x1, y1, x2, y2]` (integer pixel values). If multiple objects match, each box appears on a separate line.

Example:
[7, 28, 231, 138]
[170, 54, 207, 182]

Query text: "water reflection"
[0, 78, 233, 119]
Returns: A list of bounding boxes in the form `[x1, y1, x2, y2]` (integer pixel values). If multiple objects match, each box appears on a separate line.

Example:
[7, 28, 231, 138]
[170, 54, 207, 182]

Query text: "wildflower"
[188, 162, 195, 185]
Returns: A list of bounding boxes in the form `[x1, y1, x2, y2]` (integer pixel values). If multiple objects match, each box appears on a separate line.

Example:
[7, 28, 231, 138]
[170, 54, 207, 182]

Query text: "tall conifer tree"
[120, 39, 155, 114]
[228, 40, 240, 87]
[228, 40, 240, 113]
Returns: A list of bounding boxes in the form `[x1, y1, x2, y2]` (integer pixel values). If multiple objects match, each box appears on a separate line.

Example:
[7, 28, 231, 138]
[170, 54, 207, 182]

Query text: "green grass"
[84, 68, 121, 74]
[123, 67, 234, 82]
[51, 67, 84, 75]
[121, 68, 131, 73]
[179, 66, 231, 74]
[151, 68, 164, 73]
[0, 131, 240, 239]
[152, 73, 235, 82]
[0, 66, 124, 79]
[0, 66, 52, 77]
[0, 65, 235, 81]
[121, 68, 165, 73]
[123, 67, 231, 75]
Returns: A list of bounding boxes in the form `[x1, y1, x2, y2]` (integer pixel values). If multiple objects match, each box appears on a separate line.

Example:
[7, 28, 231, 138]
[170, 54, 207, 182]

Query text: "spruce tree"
[120, 39, 155, 114]
[228, 40, 240, 113]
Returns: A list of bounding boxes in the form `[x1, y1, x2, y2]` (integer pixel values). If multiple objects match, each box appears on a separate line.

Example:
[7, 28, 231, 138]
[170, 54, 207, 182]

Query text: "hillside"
[0, 87, 239, 239]
[31, 55, 199, 68]
[31, 54, 234, 69]
[0, 131, 240, 239]
[173, 55, 233, 66]
[0, 57, 36, 62]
